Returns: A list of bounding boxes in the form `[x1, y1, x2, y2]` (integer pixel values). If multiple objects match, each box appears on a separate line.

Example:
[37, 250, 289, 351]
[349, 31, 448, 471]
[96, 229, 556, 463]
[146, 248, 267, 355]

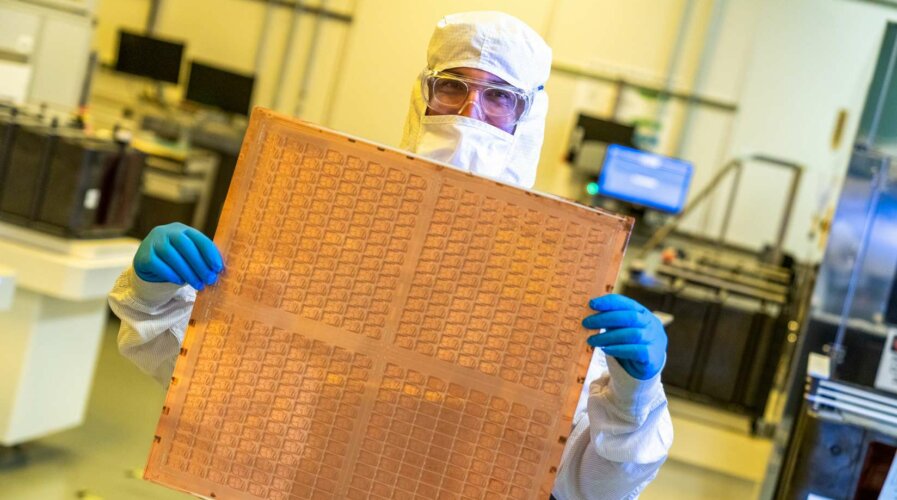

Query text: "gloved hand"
[582, 294, 668, 380]
[133, 223, 224, 291]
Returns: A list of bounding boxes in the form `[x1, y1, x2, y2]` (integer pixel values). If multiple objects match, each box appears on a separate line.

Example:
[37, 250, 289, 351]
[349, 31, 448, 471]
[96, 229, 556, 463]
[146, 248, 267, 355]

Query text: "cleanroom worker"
[109, 11, 673, 500]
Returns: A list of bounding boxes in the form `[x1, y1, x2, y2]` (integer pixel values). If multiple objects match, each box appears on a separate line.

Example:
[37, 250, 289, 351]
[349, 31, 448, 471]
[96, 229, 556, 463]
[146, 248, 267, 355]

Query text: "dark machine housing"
[0, 108, 144, 238]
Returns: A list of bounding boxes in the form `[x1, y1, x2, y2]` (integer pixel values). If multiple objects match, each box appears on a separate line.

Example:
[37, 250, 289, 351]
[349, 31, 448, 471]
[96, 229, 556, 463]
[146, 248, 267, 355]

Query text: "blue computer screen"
[597, 145, 694, 214]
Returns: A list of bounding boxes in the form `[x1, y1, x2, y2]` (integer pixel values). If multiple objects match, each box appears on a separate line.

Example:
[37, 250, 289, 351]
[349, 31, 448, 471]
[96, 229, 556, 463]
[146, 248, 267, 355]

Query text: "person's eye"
[437, 79, 466, 94]
[487, 89, 515, 106]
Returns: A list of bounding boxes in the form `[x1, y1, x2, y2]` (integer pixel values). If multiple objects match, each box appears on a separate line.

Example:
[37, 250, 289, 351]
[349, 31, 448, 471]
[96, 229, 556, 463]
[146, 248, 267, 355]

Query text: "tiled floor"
[643, 460, 758, 499]
[0, 318, 188, 500]
[0, 318, 771, 499]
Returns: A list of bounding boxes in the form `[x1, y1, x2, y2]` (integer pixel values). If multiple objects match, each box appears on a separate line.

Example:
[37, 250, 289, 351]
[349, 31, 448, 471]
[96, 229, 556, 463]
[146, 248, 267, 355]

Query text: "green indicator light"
[586, 182, 599, 196]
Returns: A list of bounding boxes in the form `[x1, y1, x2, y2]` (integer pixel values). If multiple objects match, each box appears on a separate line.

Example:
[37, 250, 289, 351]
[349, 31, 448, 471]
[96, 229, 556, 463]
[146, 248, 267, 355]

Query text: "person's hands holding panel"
[133, 223, 224, 291]
[582, 294, 668, 380]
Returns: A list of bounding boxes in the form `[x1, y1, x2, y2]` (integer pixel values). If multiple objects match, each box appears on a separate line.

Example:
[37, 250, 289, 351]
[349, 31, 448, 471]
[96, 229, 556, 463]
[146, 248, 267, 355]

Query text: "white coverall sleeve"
[107, 267, 196, 386]
[552, 350, 673, 500]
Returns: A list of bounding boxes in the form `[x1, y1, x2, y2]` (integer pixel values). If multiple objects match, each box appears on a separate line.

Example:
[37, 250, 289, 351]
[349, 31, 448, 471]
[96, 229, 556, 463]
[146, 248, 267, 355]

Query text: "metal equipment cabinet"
[0, 223, 137, 445]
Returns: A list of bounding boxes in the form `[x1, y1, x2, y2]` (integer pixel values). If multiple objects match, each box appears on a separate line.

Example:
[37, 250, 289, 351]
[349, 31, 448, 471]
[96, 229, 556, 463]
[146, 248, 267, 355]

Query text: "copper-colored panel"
[144, 108, 633, 500]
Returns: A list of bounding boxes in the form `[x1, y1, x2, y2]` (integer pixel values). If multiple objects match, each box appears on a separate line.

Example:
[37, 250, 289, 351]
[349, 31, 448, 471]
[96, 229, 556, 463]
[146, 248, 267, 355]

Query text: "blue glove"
[133, 223, 224, 291]
[582, 294, 668, 380]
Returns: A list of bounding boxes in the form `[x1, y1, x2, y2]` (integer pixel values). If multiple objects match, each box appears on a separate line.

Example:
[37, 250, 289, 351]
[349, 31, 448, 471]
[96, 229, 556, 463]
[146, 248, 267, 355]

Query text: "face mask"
[414, 114, 516, 184]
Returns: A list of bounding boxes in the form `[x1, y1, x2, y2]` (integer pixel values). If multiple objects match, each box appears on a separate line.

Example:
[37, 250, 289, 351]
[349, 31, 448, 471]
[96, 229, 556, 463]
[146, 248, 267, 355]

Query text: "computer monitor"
[575, 115, 636, 147]
[567, 114, 637, 174]
[597, 144, 693, 214]
[185, 61, 255, 116]
[114, 30, 184, 84]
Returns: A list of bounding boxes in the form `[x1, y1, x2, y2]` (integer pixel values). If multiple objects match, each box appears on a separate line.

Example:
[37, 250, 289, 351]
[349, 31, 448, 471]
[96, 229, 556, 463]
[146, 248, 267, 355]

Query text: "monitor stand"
[137, 82, 169, 109]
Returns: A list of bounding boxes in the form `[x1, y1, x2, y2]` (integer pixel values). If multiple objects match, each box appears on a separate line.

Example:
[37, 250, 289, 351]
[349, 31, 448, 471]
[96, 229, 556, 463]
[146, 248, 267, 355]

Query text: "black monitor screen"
[115, 30, 184, 84]
[577, 115, 636, 147]
[185, 61, 255, 116]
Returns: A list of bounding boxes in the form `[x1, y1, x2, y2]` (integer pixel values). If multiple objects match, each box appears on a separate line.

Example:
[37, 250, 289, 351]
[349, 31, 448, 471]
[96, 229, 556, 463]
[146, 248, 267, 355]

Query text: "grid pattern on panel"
[346, 364, 550, 500]
[164, 308, 371, 499]
[146, 112, 633, 500]
[223, 136, 427, 340]
[394, 184, 611, 396]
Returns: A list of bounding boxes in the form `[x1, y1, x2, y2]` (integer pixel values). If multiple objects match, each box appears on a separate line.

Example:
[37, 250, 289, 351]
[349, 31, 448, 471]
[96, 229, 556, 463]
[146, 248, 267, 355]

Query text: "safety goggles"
[421, 69, 539, 128]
